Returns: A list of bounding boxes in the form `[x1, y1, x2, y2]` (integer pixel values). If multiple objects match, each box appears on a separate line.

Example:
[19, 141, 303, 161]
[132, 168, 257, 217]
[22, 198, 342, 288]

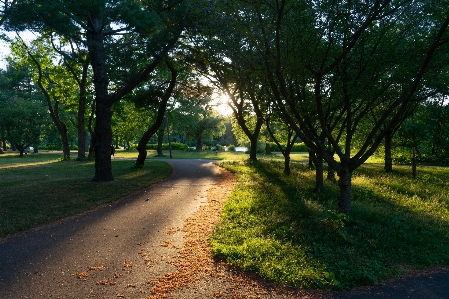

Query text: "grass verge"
[0, 154, 172, 238]
[210, 160, 449, 290]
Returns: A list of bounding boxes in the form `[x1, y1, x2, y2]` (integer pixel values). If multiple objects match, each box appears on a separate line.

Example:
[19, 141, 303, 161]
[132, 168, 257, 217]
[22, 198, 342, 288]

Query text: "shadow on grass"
[212, 160, 449, 290]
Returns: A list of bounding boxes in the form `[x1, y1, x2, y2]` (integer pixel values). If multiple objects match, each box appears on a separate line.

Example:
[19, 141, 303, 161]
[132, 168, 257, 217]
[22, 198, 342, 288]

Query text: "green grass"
[210, 160, 449, 290]
[0, 153, 172, 237]
[114, 149, 311, 162]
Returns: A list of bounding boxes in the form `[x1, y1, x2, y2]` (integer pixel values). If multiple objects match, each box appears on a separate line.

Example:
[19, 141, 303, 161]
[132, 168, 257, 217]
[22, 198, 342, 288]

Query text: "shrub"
[228, 144, 236, 152]
[268, 141, 309, 152]
[145, 142, 188, 150]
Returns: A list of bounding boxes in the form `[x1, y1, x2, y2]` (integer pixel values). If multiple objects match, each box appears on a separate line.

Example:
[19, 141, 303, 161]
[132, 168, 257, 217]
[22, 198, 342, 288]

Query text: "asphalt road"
[0, 159, 221, 299]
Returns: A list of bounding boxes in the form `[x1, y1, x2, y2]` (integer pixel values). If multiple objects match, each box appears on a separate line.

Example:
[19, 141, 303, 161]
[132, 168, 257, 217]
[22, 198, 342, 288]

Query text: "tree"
[134, 60, 177, 166]
[9, 36, 81, 160]
[172, 81, 225, 151]
[49, 33, 92, 159]
[264, 111, 298, 175]
[256, 0, 449, 214]
[0, 86, 50, 156]
[7, 0, 195, 181]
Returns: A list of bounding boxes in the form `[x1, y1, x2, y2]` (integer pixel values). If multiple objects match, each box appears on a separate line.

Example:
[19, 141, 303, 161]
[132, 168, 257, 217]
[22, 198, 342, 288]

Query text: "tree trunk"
[77, 62, 89, 159]
[88, 134, 95, 158]
[310, 151, 324, 192]
[337, 168, 352, 215]
[249, 136, 258, 160]
[308, 148, 315, 170]
[136, 61, 177, 166]
[283, 141, 296, 175]
[92, 100, 113, 181]
[59, 124, 71, 160]
[284, 155, 291, 175]
[412, 146, 417, 179]
[327, 165, 336, 183]
[384, 133, 393, 172]
[196, 135, 203, 151]
[265, 142, 271, 155]
[157, 132, 164, 156]
[2, 140, 6, 150]
[88, 23, 114, 181]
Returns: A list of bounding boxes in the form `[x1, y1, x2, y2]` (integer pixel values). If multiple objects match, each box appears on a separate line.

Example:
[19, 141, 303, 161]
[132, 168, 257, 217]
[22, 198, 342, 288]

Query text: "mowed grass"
[210, 160, 449, 290]
[0, 153, 172, 238]
[115, 149, 311, 162]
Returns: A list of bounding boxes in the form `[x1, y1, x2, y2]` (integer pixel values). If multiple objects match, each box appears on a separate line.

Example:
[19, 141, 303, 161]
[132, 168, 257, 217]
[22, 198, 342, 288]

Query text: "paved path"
[0, 159, 221, 299]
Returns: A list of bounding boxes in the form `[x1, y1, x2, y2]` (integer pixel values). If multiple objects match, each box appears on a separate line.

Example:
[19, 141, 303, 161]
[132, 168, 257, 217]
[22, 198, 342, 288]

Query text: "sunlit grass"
[211, 160, 449, 290]
[113, 149, 311, 162]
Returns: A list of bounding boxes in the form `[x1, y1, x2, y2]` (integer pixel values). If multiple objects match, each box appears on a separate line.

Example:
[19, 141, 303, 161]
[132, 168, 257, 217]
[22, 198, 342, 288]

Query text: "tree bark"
[92, 101, 113, 181]
[77, 62, 89, 159]
[249, 135, 258, 160]
[157, 131, 164, 156]
[384, 133, 393, 172]
[284, 155, 291, 175]
[196, 135, 203, 151]
[310, 151, 324, 192]
[327, 165, 336, 183]
[337, 168, 352, 215]
[308, 148, 315, 170]
[265, 142, 271, 155]
[88, 24, 114, 181]
[59, 124, 71, 160]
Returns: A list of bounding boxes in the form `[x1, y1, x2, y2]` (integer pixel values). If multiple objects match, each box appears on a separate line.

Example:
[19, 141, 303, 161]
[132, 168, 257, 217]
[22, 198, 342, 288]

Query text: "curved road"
[0, 159, 221, 299]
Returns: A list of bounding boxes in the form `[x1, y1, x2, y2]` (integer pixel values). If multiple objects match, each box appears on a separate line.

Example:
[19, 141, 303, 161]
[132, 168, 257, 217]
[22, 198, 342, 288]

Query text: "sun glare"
[212, 93, 233, 116]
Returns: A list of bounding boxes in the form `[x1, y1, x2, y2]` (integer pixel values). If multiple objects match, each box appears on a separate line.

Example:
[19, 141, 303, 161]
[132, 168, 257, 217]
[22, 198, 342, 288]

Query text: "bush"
[39, 144, 62, 150]
[145, 142, 189, 150]
[268, 141, 309, 152]
[228, 144, 236, 152]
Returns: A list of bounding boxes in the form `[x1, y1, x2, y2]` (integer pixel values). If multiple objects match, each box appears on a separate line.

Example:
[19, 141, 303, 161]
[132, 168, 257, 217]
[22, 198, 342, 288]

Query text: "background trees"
[0, 0, 448, 217]
[251, 0, 449, 214]
[7, 0, 196, 180]
[0, 67, 50, 155]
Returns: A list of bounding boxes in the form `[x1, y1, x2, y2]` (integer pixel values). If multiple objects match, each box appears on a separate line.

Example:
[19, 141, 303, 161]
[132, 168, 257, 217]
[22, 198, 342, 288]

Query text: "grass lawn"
[211, 160, 449, 290]
[0, 153, 172, 238]
[115, 148, 312, 162]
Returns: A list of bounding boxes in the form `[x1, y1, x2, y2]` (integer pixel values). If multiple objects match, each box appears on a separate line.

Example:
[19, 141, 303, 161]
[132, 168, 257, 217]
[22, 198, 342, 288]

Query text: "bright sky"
[211, 93, 233, 116]
[0, 30, 37, 69]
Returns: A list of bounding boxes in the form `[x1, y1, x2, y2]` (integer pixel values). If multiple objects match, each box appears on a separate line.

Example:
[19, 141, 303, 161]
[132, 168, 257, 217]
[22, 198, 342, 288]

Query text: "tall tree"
[7, 0, 194, 181]
[9, 36, 82, 160]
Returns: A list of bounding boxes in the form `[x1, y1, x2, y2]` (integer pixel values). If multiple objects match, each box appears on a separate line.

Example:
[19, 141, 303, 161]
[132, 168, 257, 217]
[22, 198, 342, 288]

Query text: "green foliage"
[211, 161, 449, 289]
[0, 92, 50, 154]
[268, 142, 309, 152]
[227, 144, 236, 152]
[145, 142, 189, 150]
